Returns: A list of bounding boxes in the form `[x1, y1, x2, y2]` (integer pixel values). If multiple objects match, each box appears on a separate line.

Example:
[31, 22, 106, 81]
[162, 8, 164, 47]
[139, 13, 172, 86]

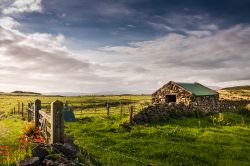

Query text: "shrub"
[19, 123, 45, 149]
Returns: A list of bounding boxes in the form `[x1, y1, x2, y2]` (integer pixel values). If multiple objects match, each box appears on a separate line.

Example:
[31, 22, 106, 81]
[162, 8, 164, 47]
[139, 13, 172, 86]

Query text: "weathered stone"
[131, 100, 250, 125]
[32, 143, 49, 160]
[63, 142, 78, 156]
[17, 157, 40, 166]
[51, 143, 77, 158]
[42, 159, 56, 166]
[152, 81, 219, 107]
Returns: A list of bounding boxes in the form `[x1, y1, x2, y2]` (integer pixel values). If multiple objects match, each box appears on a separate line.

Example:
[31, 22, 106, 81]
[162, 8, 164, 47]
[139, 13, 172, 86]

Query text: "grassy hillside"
[222, 85, 250, 90]
[218, 85, 250, 100]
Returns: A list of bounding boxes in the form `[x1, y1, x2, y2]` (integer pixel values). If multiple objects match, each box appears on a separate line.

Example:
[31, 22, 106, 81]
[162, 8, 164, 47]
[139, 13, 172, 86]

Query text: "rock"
[32, 143, 49, 160]
[17, 157, 40, 166]
[63, 142, 78, 156]
[45, 154, 62, 160]
[51, 143, 77, 158]
[42, 159, 55, 166]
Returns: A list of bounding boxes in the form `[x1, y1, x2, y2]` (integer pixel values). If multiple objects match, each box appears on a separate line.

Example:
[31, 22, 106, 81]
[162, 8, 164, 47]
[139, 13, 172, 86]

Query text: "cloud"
[0, 16, 19, 29]
[2, 0, 42, 15]
[0, 0, 249, 93]
[100, 24, 250, 87]
[0, 25, 123, 92]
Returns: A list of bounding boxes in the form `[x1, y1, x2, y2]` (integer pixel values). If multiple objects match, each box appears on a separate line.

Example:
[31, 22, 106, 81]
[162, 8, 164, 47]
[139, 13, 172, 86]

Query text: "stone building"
[152, 81, 219, 106]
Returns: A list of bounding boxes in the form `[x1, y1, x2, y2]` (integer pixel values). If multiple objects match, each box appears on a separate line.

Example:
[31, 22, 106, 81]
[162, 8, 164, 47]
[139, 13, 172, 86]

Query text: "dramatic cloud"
[0, 16, 19, 29]
[101, 24, 250, 87]
[2, 0, 42, 15]
[0, 0, 249, 93]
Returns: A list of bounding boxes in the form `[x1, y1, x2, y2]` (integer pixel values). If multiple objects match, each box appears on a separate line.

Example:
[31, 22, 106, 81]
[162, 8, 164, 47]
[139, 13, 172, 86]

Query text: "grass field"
[0, 91, 250, 165]
[0, 116, 28, 165]
[65, 112, 250, 166]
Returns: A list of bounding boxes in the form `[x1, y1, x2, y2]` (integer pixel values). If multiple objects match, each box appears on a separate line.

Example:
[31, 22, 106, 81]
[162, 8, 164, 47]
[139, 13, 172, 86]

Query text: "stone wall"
[192, 95, 219, 107]
[152, 81, 193, 105]
[132, 100, 250, 125]
[152, 81, 219, 106]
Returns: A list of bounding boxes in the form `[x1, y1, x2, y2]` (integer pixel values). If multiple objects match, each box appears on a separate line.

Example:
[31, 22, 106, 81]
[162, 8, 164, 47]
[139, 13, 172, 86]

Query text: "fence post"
[14, 107, 15, 114]
[21, 102, 24, 118]
[106, 102, 110, 117]
[18, 102, 20, 114]
[27, 102, 31, 122]
[34, 99, 41, 128]
[120, 100, 122, 119]
[51, 100, 64, 144]
[130, 106, 134, 125]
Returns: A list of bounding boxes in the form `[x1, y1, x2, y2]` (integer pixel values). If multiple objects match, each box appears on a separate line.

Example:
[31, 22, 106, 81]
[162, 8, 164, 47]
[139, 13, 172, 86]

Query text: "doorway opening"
[165, 95, 176, 103]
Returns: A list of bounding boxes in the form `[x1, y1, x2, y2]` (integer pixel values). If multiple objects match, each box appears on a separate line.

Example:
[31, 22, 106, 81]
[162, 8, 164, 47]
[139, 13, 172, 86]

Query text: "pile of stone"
[17, 142, 83, 166]
[132, 103, 204, 124]
[132, 100, 250, 125]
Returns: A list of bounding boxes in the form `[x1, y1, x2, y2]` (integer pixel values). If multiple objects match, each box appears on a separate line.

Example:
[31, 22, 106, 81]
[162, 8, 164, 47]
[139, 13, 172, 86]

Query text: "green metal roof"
[176, 82, 218, 96]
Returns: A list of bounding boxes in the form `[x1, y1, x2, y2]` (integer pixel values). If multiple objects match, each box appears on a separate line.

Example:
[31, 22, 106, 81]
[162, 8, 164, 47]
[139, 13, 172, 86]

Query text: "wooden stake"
[130, 106, 134, 125]
[51, 100, 64, 144]
[34, 99, 41, 128]
[18, 102, 20, 114]
[120, 100, 122, 118]
[21, 103, 24, 118]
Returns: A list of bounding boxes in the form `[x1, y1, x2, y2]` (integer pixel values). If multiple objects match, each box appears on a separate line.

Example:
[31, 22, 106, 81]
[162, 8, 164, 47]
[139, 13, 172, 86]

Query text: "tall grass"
[0, 116, 32, 165]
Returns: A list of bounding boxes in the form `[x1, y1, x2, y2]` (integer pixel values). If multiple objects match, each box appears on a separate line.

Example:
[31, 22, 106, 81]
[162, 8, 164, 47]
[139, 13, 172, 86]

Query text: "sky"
[0, 0, 250, 94]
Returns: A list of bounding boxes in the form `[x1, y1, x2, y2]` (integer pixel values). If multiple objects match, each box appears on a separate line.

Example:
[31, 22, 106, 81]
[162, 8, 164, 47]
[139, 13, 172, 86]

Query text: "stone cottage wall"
[193, 95, 219, 107]
[152, 81, 192, 105]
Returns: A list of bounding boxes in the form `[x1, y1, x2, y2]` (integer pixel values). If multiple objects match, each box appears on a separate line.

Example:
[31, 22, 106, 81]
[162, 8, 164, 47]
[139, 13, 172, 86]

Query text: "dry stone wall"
[132, 100, 250, 125]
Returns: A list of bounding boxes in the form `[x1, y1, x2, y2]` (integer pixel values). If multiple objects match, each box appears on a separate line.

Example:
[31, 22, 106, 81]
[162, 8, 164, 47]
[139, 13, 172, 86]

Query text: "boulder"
[51, 143, 77, 158]
[17, 157, 40, 166]
[32, 143, 49, 160]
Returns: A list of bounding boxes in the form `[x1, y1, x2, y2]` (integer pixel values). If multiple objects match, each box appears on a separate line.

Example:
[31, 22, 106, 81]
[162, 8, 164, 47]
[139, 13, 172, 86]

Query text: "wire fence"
[9, 99, 152, 120]
[9, 99, 159, 165]
[67, 99, 152, 119]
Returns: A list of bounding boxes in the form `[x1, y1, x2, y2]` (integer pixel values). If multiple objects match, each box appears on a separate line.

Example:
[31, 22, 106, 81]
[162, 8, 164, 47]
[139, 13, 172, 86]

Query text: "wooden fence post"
[14, 107, 15, 114]
[34, 99, 41, 128]
[27, 102, 31, 122]
[130, 106, 134, 125]
[18, 102, 20, 114]
[120, 100, 122, 119]
[106, 102, 110, 117]
[51, 100, 64, 144]
[21, 102, 24, 118]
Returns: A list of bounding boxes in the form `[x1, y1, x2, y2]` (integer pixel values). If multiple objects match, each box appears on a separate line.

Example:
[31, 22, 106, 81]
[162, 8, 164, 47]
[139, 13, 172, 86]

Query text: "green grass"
[0, 116, 28, 165]
[65, 111, 250, 166]
[0, 94, 150, 114]
[0, 94, 250, 165]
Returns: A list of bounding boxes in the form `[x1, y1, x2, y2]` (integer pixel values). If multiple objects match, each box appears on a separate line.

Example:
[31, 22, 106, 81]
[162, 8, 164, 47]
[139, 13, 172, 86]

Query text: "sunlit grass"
[0, 93, 250, 165]
[0, 116, 31, 165]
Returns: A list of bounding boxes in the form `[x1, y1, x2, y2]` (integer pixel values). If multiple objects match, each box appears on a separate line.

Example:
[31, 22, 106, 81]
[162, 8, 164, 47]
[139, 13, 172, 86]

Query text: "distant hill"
[221, 85, 250, 90]
[11, 91, 42, 95]
[218, 85, 250, 100]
